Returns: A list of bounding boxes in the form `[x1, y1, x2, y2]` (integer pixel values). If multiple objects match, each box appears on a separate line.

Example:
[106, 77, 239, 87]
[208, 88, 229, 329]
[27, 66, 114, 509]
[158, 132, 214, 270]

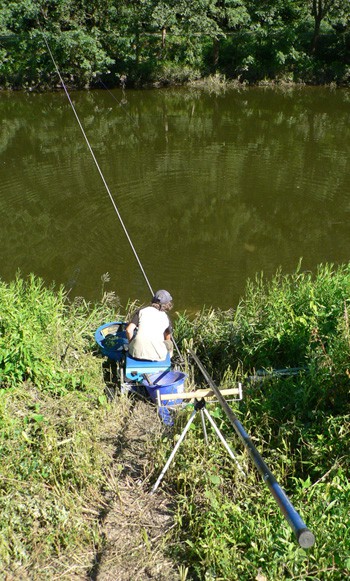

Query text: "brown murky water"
[1, 86, 350, 311]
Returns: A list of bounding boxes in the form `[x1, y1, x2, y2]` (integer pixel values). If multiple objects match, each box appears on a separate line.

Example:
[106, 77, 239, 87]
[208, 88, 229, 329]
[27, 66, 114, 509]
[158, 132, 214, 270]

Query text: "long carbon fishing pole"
[41, 28, 182, 359]
[188, 349, 315, 549]
[42, 28, 313, 548]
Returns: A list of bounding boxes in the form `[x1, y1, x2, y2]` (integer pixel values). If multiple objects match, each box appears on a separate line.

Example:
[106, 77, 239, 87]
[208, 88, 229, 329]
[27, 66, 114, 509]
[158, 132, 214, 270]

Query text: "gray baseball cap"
[153, 289, 173, 304]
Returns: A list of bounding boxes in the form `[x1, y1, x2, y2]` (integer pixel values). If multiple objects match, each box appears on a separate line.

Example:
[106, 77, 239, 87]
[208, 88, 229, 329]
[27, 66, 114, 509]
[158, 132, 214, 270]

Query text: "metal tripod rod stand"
[151, 398, 245, 494]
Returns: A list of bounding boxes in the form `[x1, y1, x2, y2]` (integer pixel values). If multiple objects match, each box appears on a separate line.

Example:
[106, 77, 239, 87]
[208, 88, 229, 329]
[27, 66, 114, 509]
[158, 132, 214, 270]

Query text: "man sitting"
[125, 289, 174, 361]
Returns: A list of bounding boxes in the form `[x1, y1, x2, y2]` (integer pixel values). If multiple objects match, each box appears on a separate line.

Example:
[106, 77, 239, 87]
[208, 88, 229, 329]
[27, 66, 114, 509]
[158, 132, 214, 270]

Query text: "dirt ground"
[91, 397, 180, 581]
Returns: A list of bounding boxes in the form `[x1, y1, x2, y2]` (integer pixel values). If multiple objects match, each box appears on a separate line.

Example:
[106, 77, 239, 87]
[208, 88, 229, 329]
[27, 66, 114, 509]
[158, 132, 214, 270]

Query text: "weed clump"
[168, 264, 350, 580]
[0, 274, 131, 578]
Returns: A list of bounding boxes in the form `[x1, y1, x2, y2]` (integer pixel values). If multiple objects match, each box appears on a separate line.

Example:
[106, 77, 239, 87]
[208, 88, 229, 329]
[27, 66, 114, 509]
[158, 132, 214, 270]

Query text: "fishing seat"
[124, 352, 171, 383]
[95, 320, 171, 394]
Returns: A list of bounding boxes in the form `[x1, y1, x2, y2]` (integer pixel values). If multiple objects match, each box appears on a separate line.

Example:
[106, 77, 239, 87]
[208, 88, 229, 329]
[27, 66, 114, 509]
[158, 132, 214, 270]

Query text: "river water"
[1, 86, 350, 312]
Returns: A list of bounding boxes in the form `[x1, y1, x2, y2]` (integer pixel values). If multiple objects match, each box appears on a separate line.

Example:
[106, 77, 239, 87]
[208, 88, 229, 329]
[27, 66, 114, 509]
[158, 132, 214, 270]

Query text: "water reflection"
[1, 87, 349, 311]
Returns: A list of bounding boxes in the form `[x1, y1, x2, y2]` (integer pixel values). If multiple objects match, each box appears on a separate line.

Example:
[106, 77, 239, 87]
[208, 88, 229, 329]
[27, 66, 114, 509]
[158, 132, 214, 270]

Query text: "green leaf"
[98, 394, 107, 406]
[31, 414, 44, 423]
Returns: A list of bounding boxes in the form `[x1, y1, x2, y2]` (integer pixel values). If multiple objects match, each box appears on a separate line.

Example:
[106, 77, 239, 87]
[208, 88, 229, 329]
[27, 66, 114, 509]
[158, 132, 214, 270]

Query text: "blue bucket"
[142, 370, 187, 426]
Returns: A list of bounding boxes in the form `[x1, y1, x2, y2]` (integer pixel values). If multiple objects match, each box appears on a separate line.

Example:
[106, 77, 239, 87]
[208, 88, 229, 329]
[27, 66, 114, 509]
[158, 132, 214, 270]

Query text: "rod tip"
[298, 528, 315, 548]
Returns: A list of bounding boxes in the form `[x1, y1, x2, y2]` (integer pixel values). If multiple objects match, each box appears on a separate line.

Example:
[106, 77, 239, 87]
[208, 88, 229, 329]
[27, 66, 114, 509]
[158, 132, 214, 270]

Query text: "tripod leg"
[203, 408, 246, 476]
[151, 410, 197, 494]
[200, 408, 208, 444]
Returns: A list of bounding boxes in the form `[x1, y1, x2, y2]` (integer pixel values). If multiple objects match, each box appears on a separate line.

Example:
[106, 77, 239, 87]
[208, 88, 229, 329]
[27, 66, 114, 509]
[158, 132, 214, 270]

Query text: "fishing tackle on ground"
[188, 348, 315, 549]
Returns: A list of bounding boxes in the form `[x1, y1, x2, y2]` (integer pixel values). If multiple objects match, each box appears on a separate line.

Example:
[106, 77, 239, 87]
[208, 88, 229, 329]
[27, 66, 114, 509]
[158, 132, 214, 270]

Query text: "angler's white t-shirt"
[128, 306, 171, 361]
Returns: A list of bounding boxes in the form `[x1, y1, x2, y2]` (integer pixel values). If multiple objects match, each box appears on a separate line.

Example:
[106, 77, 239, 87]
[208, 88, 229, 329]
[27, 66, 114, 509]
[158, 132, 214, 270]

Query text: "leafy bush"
[0, 0, 349, 88]
[0, 273, 114, 391]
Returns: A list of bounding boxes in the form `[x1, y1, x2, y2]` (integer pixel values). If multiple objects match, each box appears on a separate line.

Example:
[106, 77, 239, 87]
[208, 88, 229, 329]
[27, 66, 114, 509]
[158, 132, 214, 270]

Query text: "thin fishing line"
[40, 26, 183, 361]
[39, 28, 154, 297]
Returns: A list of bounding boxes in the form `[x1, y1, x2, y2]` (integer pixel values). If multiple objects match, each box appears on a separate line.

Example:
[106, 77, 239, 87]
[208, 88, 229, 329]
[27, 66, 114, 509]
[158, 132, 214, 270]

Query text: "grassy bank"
[0, 274, 133, 577]
[163, 264, 350, 579]
[1, 267, 349, 579]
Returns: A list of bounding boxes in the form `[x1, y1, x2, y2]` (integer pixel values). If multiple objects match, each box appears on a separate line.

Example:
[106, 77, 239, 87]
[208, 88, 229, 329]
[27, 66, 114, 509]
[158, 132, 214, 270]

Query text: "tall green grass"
[167, 264, 350, 579]
[175, 263, 350, 413]
[1, 267, 349, 579]
[0, 274, 132, 578]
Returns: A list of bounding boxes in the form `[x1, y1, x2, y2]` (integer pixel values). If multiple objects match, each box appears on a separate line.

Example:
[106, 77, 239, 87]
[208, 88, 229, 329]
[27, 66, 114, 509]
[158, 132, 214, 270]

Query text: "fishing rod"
[39, 28, 152, 296]
[42, 25, 313, 549]
[40, 26, 183, 359]
[188, 348, 315, 549]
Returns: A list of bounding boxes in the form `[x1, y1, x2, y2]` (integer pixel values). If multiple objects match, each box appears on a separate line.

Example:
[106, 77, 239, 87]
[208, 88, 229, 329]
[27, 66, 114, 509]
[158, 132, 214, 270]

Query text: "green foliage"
[171, 467, 350, 579]
[0, 273, 114, 390]
[176, 264, 350, 412]
[167, 263, 350, 579]
[157, 403, 349, 579]
[0, 268, 349, 577]
[0, 0, 115, 88]
[0, 382, 133, 576]
[0, 274, 131, 576]
[0, 0, 349, 88]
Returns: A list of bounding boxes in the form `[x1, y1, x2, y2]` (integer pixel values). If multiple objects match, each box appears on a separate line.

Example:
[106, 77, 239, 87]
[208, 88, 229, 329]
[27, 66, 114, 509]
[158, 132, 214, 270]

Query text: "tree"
[207, 0, 250, 66]
[308, 0, 350, 52]
[0, 0, 115, 88]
